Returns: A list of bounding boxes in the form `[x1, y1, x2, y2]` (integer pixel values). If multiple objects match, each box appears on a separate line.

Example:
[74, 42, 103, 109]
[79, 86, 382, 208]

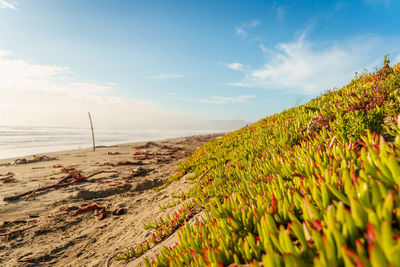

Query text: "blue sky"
[0, 0, 400, 130]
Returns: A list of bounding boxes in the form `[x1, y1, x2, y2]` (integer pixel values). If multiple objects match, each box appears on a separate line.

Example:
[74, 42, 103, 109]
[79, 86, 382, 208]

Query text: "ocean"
[0, 125, 214, 159]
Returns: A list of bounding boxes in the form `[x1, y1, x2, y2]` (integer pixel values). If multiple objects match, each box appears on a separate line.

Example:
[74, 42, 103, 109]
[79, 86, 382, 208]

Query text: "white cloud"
[234, 27, 247, 38]
[168, 92, 176, 96]
[0, 50, 204, 129]
[223, 82, 250, 87]
[234, 20, 260, 38]
[197, 95, 255, 104]
[0, 50, 115, 95]
[228, 63, 244, 71]
[225, 34, 400, 94]
[0, 0, 17, 10]
[147, 73, 184, 80]
[258, 44, 273, 54]
[219, 62, 247, 71]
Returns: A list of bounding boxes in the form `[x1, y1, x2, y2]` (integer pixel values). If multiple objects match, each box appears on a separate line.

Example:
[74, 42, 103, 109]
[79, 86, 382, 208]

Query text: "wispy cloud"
[224, 33, 400, 94]
[223, 82, 250, 87]
[0, 50, 115, 95]
[258, 44, 273, 54]
[234, 20, 260, 38]
[197, 95, 255, 104]
[147, 73, 184, 80]
[218, 62, 247, 71]
[326, 2, 345, 22]
[0, 0, 17, 10]
[0, 50, 200, 129]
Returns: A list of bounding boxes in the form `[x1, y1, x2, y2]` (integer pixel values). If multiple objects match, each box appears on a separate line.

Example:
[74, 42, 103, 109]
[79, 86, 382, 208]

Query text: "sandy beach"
[0, 133, 223, 267]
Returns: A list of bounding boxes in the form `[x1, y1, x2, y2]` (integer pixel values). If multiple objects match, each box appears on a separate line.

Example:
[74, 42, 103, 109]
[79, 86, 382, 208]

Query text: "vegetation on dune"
[116, 58, 400, 266]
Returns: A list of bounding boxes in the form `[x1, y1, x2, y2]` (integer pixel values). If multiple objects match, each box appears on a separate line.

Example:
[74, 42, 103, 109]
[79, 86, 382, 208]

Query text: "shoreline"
[0, 131, 225, 161]
[0, 132, 225, 162]
[0, 133, 223, 266]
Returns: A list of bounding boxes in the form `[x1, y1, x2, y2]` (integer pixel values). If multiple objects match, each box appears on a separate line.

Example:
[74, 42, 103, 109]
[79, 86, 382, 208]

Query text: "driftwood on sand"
[3, 170, 118, 202]
[24, 184, 40, 201]
[3, 181, 76, 202]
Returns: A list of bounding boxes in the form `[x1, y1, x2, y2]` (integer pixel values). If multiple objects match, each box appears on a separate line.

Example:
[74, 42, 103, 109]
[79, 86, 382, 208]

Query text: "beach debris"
[0, 155, 57, 166]
[57, 170, 118, 185]
[108, 182, 123, 187]
[56, 170, 85, 184]
[101, 160, 144, 167]
[75, 184, 131, 200]
[3, 179, 74, 202]
[57, 204, 108, 220]
[0, 172, 16, 183]
[133, 151, 163, 160]
[56, 206, 79, 215]
[107, 152, 120, 155]
[155, 157, 170, 163]
[35, 155, 53, 161]
[24, 184, 40, 201]
[14, 158, 27, 164]
[126, 167, 154, 178]
[60, 166, 77, 174]
[52, 164, 63, 168]
[11, 155, 56, 165]
[134, 155, 153, 160]
[86, 170, 119, 179]
[112, 208, 126, 216]
[136, 141, 161, 149]
[3, 168, 112, 202]
[72, 204, 107, 220]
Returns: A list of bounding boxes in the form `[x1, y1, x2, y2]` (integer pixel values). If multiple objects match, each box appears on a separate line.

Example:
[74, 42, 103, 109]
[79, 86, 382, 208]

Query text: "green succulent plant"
[114, 59, 400, 266]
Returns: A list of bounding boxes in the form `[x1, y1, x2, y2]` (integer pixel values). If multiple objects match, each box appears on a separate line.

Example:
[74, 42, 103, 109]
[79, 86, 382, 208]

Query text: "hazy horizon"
[0, 118, 251, 131]
[0, 121, 249, 159]
[0, 125, 239, 159]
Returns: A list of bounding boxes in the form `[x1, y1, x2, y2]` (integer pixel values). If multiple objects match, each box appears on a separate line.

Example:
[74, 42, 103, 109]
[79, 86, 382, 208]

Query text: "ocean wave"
[0, 126, 214, 159]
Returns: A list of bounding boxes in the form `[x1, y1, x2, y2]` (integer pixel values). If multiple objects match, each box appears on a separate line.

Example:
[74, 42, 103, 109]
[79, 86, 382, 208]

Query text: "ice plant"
[113, 59, 400, 266]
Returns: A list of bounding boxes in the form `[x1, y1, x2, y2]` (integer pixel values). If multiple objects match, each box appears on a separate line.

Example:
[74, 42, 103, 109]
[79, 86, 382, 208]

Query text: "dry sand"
[0, 133, 223, 267]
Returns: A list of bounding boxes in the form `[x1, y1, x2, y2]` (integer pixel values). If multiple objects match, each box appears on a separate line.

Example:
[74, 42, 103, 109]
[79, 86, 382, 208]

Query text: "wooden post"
[88, 112, 95, 151]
